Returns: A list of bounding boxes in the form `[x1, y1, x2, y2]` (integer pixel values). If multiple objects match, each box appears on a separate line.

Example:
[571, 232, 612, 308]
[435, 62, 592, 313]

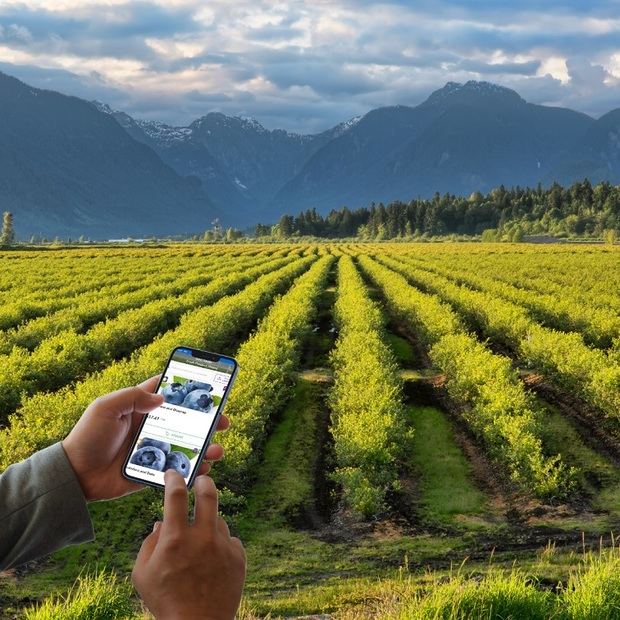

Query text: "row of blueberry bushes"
[329, 255, 408, 518]
[217, 255, 335, 495]
[359, 255, 573, 500]
[400, 254, 619, 350]
[0, 253, 293, 420]
[0, 251, 266, 353]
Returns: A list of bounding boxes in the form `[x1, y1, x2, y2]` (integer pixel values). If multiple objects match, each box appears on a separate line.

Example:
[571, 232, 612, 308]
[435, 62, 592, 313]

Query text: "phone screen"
[124, 347, 237, 487]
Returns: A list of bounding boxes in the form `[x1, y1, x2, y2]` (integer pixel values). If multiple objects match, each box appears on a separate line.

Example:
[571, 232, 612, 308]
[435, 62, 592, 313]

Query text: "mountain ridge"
[2, 69, 620, 236]
[0, 71, 220, 238]
[89, 79, 620, 221]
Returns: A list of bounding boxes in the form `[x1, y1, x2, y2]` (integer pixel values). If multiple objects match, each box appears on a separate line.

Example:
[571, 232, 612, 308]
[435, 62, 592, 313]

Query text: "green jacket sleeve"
[0, 442, 94, 570]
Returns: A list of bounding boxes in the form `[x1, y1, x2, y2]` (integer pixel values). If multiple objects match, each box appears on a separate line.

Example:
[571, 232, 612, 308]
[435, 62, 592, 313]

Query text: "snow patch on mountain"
[136, 120, 192, 145]
[238, 116, 268, 133]
[423, 80, 523, 107]
[332, 115, 362, 137]
[91, 100, 113, 115]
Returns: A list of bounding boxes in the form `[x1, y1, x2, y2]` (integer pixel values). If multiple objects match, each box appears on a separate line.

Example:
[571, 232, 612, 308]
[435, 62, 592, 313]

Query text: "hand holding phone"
[132, 471, 246, 619]
[123, 347, 238, 489]
[62, 375, 230, 502]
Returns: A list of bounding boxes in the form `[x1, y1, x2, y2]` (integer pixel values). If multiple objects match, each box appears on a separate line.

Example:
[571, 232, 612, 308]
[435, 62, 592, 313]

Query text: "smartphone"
[123, 346, 238, 489]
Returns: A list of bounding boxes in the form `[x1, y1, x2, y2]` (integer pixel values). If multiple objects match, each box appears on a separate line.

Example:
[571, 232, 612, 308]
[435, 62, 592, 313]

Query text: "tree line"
[2, 179, 620, 245]
[261, 179, 620, 240]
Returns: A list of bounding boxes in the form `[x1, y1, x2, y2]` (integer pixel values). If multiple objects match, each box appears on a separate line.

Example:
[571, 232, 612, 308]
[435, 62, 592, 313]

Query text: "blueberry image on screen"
[185, 380, 213, 394]
[130, 446, 166, 471]
[165, 451, 191, 478]
[162, 382, 187, 405]
[181, 389, 214, 412]
[139, 438, 171, 454]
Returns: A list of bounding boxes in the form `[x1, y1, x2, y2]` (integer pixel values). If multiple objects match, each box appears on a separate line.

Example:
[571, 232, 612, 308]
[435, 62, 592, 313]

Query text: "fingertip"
[197, 461, 212, 475]
[164, 469, 180, 485]
[192, 475, 219, 529]
[193, 474, 216, 494]
[131, 386, 164, 415]
[205, 443, 224, 460]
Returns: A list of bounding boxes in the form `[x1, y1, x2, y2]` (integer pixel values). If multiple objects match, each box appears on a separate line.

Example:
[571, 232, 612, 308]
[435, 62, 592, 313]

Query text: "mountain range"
[1, 70, 620, 238]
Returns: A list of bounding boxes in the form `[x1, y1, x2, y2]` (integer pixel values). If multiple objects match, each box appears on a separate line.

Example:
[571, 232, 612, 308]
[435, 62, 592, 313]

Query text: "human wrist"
[61, 438, 94, 501]
[61, 438, 86, 494]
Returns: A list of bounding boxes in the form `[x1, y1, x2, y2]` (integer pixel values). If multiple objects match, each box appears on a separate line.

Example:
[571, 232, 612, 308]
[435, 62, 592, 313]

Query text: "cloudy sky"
[0, 0, 619, 132]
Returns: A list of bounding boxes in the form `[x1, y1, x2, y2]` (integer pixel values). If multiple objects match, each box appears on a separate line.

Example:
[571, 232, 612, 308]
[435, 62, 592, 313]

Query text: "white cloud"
[0, 0, 618, 130]
[538, 56, 570, 83]
[606, 52, 620, 79]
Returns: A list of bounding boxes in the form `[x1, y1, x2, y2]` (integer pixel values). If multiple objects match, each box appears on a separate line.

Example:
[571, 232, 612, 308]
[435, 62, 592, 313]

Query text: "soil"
[308, 384, 338, 529]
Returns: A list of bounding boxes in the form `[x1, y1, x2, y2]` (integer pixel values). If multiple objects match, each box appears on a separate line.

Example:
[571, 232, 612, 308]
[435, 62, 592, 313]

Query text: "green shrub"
[217, 255, 334, 487]
[385, 253, 620, 420]
[359, 255, 572, 499]
[0, 255, 314, 469]
[329, 256, 408, 518]
[0, 254, 288, 418]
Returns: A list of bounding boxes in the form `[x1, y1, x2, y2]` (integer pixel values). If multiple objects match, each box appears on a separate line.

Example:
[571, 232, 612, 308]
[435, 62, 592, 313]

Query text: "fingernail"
[153, 521, 161, 532]
[194, 474, 210, 486]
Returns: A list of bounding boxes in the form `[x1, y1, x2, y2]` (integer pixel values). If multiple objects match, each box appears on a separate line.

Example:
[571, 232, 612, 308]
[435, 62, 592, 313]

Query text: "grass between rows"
[235, 378, 327, 538]
[406, 405, 490, 527]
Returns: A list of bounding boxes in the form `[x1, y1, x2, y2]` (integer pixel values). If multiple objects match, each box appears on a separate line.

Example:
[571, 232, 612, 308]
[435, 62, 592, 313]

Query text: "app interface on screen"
[126, 349, 234, 485]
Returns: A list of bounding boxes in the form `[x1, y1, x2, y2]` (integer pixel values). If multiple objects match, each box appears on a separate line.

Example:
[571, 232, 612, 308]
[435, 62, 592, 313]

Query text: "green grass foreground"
[18, 545, 620, 619]
[23, 571, 139, 620]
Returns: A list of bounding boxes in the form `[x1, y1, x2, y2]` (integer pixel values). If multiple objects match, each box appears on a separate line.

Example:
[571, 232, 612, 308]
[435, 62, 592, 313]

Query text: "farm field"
[0, 242, 619, 619]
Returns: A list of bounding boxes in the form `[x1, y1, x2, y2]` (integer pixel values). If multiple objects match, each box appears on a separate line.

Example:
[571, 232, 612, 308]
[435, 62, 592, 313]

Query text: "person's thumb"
[132, 387, 165, 414]
[93, 386, 164, 419]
